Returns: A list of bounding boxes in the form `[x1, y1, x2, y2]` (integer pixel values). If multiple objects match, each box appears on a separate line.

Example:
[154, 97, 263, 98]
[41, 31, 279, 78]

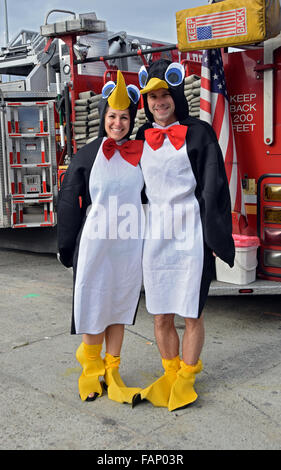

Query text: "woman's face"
[104, 106, 130, 141]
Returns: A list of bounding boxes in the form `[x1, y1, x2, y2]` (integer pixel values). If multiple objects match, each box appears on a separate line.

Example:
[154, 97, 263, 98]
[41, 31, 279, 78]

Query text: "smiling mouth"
[154, 106, 170, 113]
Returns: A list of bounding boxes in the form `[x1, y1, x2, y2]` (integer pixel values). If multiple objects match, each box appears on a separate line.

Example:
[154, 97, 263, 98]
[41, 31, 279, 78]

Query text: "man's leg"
[168, 314, 204, 411]
[132, 313, 181, 407]
[182, 314, 205, 365]
[154, 313, 179, 359]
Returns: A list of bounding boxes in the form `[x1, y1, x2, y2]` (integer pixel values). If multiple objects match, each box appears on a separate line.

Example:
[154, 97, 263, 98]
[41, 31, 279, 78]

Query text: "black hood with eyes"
[97, 95, 138, 140]
[142, 59, 189, 123]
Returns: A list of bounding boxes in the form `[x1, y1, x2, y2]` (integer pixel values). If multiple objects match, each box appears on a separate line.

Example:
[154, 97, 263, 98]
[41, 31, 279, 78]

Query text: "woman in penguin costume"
[133, 59, 235, 411]
[57, 70, 144, 404]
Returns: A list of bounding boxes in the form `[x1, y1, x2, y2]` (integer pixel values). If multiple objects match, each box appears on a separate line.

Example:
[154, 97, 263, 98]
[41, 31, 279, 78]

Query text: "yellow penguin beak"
[140, 77, 168, 94]
[108, 70, 130, 110]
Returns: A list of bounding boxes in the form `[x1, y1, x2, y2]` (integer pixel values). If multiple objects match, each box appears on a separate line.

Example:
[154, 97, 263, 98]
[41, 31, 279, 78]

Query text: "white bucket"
[215, 235, 260, 285]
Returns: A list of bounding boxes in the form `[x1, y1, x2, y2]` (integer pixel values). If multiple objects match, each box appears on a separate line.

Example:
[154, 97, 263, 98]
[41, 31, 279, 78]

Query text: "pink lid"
[233, 234, 260, 247]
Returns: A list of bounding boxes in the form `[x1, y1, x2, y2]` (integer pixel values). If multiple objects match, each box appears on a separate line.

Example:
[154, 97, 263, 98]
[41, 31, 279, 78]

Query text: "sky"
[1, 0, 207, 46]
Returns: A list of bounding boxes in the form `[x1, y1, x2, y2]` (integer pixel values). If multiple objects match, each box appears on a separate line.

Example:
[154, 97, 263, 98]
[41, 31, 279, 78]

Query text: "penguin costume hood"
[138, 59, 189, 123]
[98, 69, 140, 139]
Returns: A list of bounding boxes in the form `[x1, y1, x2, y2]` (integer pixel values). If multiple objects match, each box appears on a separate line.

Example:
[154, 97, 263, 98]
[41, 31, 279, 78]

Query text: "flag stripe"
[195, 11, 237, 22]
[212, 93, 225, 139]
[199, 97, 211, 114]
[200, 87, 210, 101]
[194, 7, 245, 24]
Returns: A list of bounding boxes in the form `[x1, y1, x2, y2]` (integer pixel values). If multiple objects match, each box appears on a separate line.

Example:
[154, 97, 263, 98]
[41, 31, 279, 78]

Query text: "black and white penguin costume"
[57, 71, 144, 404]
[58, 72, 144, 336]
[137, 59, 235, 319]
[132, 59, 235, 411]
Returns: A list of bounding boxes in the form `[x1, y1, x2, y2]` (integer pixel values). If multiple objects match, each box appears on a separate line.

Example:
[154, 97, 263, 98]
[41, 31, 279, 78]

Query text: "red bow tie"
[145, 125, 188, 151]
[102, 138, 143, 166]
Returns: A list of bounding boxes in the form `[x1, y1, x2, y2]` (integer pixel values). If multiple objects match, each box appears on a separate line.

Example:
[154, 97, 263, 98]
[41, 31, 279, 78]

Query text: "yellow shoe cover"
[133, 356, 181, 408]
[168, 359, 203, 411]
[76, 342, 105, 401]
[104, 353, 141, 404]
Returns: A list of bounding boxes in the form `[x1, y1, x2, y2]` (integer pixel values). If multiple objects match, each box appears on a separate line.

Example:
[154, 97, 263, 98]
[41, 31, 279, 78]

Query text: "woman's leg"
[83, 332, 105, 346]
[103, 324, 141, 403]
[104, 324, 124, 355]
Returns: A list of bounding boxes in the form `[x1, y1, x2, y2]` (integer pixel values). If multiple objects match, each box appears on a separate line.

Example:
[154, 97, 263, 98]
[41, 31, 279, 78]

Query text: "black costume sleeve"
[200, 139, 235, 266]
[57, 158, 86, 268]
[185, 118, 235, 267]
[57, 138, 102, 267]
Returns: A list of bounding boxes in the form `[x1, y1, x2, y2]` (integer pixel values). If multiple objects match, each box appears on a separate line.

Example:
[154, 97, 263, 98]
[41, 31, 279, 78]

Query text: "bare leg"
[133, 314, 180, 407]
[167, 315, 205, 411]
[154, 314, 179, 359]
[182, 315, 205, 365]
[81, 325, 124, 398]
[83, 332, 105, 345]
[105, 324, 124, 356]
[137, 314, 204, 409]
[103, 324, 141, 403]
[82, 324, 125, 354]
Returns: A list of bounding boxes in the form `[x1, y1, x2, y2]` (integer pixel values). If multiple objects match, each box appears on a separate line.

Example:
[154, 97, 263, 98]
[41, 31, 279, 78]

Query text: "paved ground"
[0, 248, 280, 451]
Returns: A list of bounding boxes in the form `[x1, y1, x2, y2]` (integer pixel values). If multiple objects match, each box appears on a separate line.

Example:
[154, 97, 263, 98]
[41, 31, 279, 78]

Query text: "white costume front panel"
[74, 138, 144, 334]
[141, 123, 204, 318]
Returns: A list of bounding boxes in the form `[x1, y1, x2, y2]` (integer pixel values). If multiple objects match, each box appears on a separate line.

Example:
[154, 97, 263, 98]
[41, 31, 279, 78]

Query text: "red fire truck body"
[223, 45, 281, 283]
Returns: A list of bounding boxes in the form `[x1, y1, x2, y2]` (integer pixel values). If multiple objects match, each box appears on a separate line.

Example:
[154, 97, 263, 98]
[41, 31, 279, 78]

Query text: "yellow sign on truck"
[176, 0, 280, 51]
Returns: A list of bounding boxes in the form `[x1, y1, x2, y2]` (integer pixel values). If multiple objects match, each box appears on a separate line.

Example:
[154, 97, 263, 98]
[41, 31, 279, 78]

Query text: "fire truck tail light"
[264, 228, 281, 246]
[238, 289, 254, 294]
[264, 250, 281, 268]
[264, 185, 281, 202]
[264, 207, 281, 224]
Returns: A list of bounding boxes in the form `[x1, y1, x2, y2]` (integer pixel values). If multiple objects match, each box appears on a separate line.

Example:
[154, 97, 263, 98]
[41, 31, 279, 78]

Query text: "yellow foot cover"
[76, 342, 105, 401]
[104, 353, 141, 404]
[133, 356, 181, 408]
[168, 359, 203, 411]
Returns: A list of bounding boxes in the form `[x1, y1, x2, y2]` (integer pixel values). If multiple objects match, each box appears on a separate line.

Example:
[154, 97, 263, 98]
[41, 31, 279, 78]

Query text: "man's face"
[147, 88, 177, 127]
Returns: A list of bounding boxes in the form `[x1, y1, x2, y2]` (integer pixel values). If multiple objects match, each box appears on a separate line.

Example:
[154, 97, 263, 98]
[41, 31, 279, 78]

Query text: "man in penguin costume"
[133, 59, 235, 411]
[57, 71, 144, 404]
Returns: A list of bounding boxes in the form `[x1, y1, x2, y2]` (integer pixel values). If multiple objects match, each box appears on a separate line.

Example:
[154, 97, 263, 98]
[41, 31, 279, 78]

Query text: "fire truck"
[0, 9, 178, 252]
[0, 5, 280, 295]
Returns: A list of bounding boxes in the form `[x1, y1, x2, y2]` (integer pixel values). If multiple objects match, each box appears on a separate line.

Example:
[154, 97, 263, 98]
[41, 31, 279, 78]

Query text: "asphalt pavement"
[0, 248, 280, 451]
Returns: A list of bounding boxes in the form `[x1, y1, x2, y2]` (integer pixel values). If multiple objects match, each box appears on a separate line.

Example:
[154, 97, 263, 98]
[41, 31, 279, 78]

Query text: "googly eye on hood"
[165, 62, 185, 87]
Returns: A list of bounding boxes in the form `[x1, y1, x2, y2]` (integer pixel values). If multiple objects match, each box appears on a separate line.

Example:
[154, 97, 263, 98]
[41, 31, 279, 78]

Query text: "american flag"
[187, 8, 247, 43]
[199, 48, 247, 231]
